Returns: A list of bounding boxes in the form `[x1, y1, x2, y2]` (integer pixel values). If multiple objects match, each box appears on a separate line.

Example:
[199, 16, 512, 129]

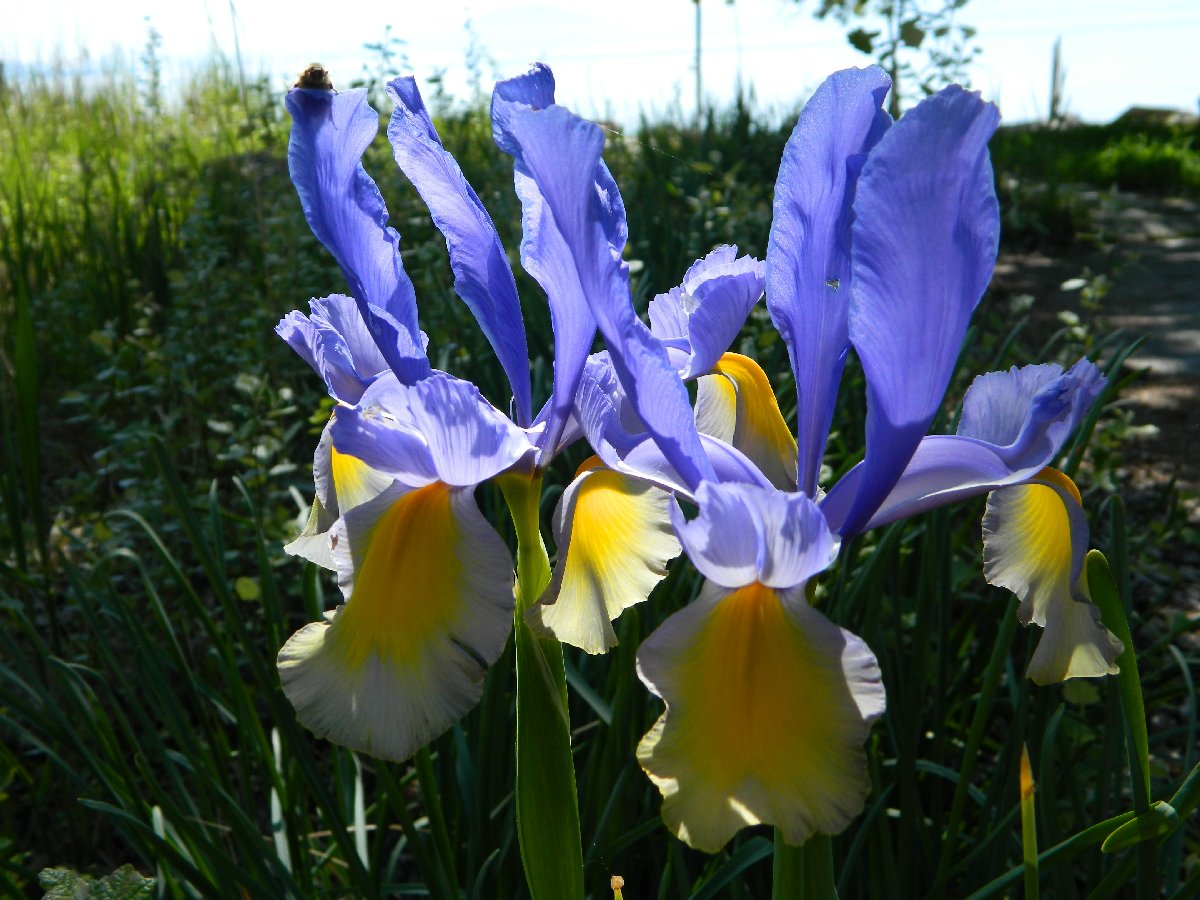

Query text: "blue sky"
[7, 0, 1198, 124]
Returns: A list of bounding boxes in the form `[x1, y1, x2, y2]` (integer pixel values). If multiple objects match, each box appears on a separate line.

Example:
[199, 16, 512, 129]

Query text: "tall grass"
[2, 49, 1197, 897]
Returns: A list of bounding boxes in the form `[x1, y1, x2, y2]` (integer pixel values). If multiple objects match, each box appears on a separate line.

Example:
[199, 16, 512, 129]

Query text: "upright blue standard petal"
[839, 84, 1000, 534]
[766, 66, 892, 497]
[386, 77, 533, 425]
[286, 88, 431, 384]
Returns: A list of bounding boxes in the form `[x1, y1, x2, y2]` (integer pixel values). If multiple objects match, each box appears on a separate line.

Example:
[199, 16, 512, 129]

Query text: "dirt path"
[993, 191, 1200, 514]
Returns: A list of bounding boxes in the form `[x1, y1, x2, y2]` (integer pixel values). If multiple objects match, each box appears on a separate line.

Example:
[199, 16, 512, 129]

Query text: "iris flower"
[275, 67, 645, 762]
[495, 66, 1120, 851]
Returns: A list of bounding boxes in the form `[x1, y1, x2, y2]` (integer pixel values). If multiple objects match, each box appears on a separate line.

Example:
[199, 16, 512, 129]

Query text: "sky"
[5, 0, 1198, 125]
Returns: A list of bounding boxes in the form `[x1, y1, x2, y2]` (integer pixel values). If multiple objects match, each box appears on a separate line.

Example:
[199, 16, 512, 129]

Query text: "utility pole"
[693, 0, 702, 126]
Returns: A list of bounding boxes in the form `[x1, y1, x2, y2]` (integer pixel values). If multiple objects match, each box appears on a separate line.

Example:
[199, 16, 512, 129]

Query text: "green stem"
[500, 472, 584, 900]
[1086, 549, 1157, 897]
[773, 832, 838, 900]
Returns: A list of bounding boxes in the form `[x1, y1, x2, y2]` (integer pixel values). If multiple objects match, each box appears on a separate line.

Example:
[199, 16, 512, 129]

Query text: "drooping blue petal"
[495, 92, 715, 489]
[278, 294, 391, 404]
[668, 484, 765, 587]
[491, 65, 599, 459]
[669, 482, 838, 590]
[766, 66, 892, 497]
[286, 88, 430, 383]
[957, 359, 1103, 454]
[386, 77, 533, 426]
[838, 84, 1000, 535]
[647, 246, 766, 379]
[821, 360, 1103, 534]
[331, 371, 534, 488]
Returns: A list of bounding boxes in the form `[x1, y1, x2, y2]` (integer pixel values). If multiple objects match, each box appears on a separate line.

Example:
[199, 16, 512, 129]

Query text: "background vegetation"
[1, 35, 1197, 899]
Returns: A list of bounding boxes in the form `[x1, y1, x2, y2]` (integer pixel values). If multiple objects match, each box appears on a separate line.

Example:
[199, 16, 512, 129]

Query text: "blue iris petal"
[277, 294, 391, 404]
[766, 66, 892, 497]
[286, 88, 430, 384]
[386, 77, 533, 426]
[494, 88, 715, 490]
[491, 65, 600, 460]
[647, 246, 766, 379]
[839, 83, 1001, 535]
[821, 360, 1104, 535]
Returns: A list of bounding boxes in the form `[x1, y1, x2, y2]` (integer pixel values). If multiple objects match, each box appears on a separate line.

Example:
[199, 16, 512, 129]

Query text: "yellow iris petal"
[330, 444, 393, 512]
[278, 482, 515, 761]
[530, 460, 680, 654]
[983, 468, 1122, 684]
[637, 581, 884, 852]
[328, 483, 466, 669]
[695, 352, 797, 491]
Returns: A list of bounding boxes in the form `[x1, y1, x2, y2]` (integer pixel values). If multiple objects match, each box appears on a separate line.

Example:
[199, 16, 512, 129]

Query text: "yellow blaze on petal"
[677, 582, 842, 785]
[278, 482, 515, 761]
[327, 482, 463, 671]
[696, 353, 797, 491]
[983, 469, 1122, 684]
[532, 464, 680, 654]
[330, 445, 389, 511]
[992, 480, 1075, 607]
[638, 581, 883, 851]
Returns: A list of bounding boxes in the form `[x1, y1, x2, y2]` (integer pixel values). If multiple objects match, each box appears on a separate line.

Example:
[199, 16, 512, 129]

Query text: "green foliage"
[813, 0, 979, 113]
[39, 864, 154, 899]
[990, 118, 1200, 248]
[1, 49, 1196, 899]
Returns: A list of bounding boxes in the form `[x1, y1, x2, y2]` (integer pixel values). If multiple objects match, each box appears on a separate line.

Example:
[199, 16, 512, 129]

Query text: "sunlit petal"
[286, 421, 393, 569]
[842, 84, 1000, 534]
[491, 64, 606, 458]
[387, 77, 532, 425]
[670, 482, 836, 590]
[278, 482, 514, 761]
[983, 469, 1122, 684]
[767, 65, 892, 496]
[286, 88, 429, 382]
[637, 580, 885, 852]
[529, 461, 680, 654]
[822, 359, 1103, 536]
[647, 246, 766, 379]
[496, 90, 714, 489]
[694, 353, 797, 491]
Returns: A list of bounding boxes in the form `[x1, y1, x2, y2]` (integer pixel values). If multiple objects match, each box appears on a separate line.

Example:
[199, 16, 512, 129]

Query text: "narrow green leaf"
[1101, 801, 1179, 853]
[502, 472, 584, 899]
[690, 836, 772, 899]
[1086, 550, 1150, 810]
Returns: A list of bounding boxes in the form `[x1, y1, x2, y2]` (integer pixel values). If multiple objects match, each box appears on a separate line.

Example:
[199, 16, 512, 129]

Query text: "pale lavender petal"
[840, 84, 1000, 535]
[386, 77, 532, 425]
[669, 484, 764, 588]
[958, 359, 1104, 461]
[670, 482, 837, 590]
[277, 294, 391, 403]
[405, 371, 536, 486]
[328, 376, 438, 488]
[648, 246, 766, 378]
[766, 66, 892, 496]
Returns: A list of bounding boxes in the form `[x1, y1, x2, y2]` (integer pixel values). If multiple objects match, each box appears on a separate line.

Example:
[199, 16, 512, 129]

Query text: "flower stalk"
[500, 472, 585, 899]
